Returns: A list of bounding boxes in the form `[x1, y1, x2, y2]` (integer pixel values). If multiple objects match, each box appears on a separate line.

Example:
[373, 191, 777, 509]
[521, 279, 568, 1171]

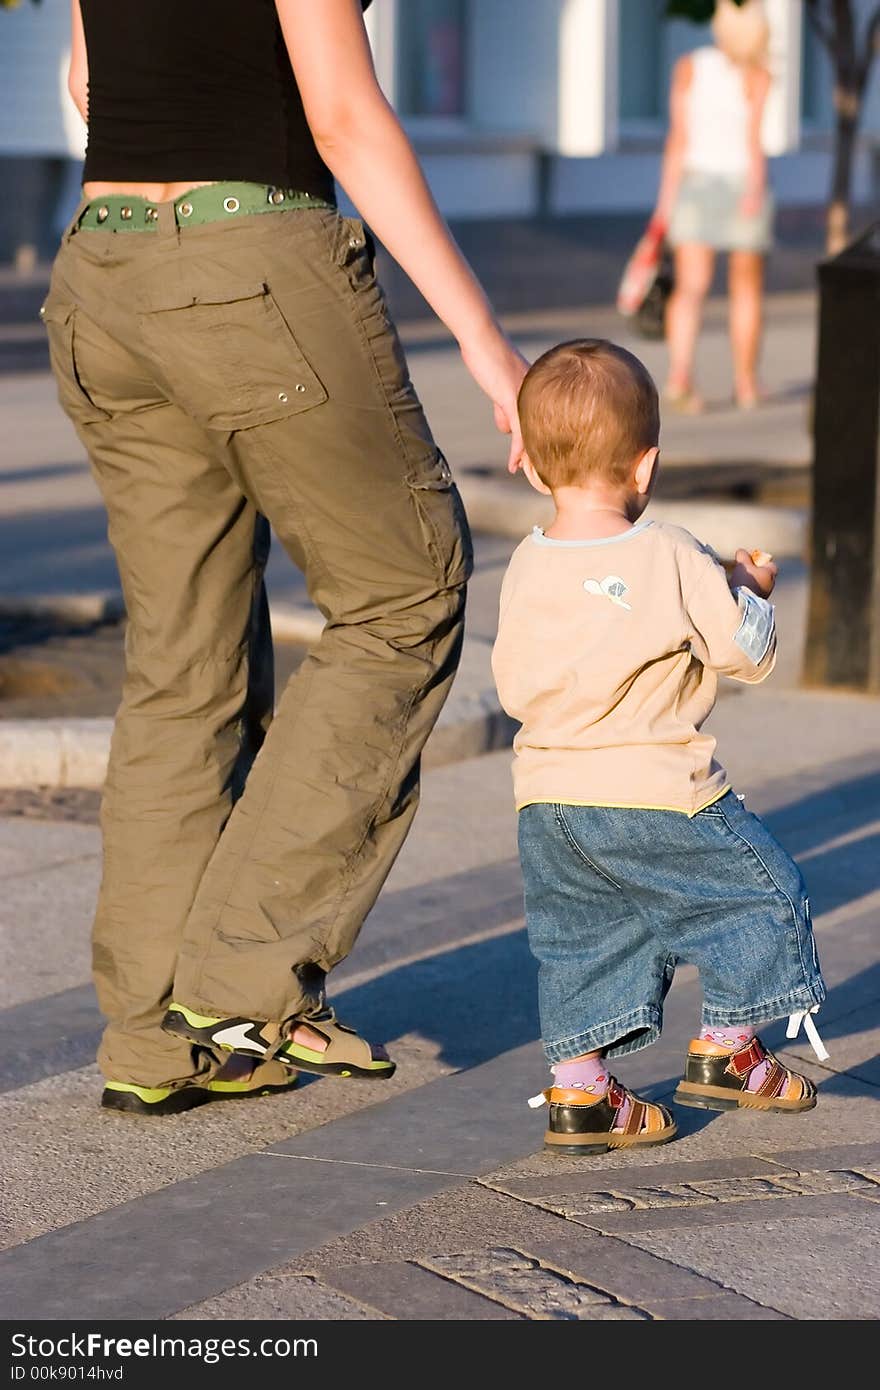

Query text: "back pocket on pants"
[138, 281, 328, 431]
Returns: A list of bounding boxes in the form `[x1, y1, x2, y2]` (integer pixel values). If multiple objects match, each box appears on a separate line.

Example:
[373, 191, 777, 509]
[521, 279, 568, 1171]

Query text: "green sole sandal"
[276, 1007, 396, 1080]
[674, 1036, 817, 1114]
[101, 1060, 298, 1116]
[162, 1001, 395, 1080]
[529, 1079, 677, 1156]
[161, 1003, 282, 1057]
[101, 1082, 211, 1116]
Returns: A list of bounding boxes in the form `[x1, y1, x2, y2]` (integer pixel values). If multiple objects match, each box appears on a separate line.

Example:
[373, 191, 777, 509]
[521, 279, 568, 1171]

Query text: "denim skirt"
[669, 171, 774, 253]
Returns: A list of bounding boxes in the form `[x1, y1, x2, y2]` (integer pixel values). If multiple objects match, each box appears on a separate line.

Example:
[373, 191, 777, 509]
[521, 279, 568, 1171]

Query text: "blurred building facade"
[2, 0, 880, 261]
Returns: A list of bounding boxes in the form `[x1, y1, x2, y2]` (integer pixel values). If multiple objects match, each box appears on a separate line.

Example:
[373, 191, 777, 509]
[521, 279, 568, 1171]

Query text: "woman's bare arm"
[275, 0, 527, 470]
[68, 0, 88, 122]
[741, 65, 772, 217]
[652, 55, 692, 228]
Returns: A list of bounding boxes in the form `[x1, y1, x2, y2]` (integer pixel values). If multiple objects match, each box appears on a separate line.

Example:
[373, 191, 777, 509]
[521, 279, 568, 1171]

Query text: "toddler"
[492, 339, 826, 1154]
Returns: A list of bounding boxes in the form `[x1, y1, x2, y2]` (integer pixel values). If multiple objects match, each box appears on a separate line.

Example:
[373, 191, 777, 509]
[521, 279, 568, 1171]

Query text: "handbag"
[633, 244, 674, 341]
[616, 217, 672, 337]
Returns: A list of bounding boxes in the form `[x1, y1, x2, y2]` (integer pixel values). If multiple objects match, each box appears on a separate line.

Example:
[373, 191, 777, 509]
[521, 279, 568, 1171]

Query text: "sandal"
[276, 1006, 396, 1080]
[101, 1058, 298, 1115]
[674, 1036, 816, 1113]
[663, 385, 705, 415]
[529, 1079, 677, 1155]
[162, 1000, 395, 1080]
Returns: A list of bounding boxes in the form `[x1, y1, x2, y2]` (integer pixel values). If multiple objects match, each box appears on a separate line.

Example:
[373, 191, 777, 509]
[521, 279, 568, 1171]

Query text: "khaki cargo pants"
[43, 202, 471, 1087]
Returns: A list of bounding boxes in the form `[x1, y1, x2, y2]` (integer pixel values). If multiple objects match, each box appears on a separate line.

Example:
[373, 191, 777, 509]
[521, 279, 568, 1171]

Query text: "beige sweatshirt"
[491, 520, 776, 815]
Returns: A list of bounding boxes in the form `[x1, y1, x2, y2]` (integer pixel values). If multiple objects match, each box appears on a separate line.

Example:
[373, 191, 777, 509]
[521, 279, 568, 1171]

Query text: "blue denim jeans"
[518, 791, 825, 1064]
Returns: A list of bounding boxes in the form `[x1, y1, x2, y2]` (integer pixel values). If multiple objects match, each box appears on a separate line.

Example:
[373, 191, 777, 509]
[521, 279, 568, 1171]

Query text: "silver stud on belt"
[178, 202, 193, 219]
[269, 189, 285, 205]
[146, 207, 158, 223]
[96, 206, 109, 223]
[120, 206, 132, 221]
[223, 196, 240, 214]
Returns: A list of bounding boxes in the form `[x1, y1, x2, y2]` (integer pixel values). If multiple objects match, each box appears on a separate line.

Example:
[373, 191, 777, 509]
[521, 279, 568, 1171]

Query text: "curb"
[0, 635, 515, 789]
[0, 484, 807, 787]
[0, 593, 325, 644]
[455, 475, 809, 559]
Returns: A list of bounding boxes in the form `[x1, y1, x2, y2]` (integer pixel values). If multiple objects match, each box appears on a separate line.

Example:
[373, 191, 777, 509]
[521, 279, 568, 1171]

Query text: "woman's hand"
[739, 172, 765, 219]
[459, 328, 529, 473]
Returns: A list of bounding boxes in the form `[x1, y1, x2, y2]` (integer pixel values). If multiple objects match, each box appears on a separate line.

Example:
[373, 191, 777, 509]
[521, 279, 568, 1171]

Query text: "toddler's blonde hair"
[517, 339, 659, 491]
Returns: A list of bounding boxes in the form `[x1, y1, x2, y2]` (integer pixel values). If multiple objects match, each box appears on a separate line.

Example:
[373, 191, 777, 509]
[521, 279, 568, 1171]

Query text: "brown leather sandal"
[529, 1079, 677, 1155]
[675, 1036, 816, 1113]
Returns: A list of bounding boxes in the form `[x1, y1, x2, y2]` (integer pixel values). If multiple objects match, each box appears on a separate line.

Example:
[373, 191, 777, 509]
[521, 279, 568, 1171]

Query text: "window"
[618, 3, 707, 130]
[801, 15, 833, 128]
[396, 0, 468, 118]
[618, 0, 664, 122]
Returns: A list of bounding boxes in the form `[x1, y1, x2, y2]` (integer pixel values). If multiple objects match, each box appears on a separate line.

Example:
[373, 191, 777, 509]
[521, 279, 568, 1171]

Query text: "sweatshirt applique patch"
[583, 575, 632, 610]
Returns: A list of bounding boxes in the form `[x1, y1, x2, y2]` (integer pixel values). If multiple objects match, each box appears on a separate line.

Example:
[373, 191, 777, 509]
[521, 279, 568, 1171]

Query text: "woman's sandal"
[663, 385, 705, 415]
[529, 1078, 677, 1155]
[162, 1000, 395, 1080]
[276, 1006, 396, 1080]
[674, 1036, 816, 1113]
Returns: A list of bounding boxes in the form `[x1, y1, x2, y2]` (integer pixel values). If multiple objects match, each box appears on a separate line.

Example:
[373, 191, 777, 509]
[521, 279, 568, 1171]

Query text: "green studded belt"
[77, 181, 334, 232]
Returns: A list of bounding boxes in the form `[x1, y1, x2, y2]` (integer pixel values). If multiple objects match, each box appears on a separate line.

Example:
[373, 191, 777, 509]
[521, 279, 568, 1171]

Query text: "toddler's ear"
[635, 446, 659, 495]
[523, 455, 552, 496]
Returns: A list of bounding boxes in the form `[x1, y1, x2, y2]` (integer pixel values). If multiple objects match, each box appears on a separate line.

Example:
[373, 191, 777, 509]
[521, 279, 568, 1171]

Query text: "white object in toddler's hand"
[786, 1006, 829, 1061]
[749, 549, 773, 567]
[583, 575, 632, 610]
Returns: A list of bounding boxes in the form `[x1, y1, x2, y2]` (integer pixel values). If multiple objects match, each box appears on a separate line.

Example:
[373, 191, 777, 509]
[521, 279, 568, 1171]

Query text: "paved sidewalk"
[1, 664, 879, 1320]
[3, 267, 878, 1321]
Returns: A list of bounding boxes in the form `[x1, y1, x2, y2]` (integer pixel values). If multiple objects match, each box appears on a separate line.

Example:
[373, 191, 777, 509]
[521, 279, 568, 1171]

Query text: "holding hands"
[460, 327, 529, 474]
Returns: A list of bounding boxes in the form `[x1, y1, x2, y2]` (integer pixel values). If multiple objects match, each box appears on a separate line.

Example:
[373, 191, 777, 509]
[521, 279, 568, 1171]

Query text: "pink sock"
[550, 1056, 635, 1128]
[551, 1055, 609, 1094]
[700, 1025, 771, 1092]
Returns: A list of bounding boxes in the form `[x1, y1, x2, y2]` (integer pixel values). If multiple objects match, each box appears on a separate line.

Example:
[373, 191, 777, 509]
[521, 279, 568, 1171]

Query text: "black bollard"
[803, 223, 880, 692]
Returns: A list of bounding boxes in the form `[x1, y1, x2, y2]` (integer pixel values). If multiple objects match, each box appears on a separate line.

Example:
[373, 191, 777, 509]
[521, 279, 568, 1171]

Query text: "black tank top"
[81, 0, 371, 196]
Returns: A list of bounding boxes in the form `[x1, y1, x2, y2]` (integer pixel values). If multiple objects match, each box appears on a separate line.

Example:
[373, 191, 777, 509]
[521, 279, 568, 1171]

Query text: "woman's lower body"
[43, 188, 472, 1095]
[665, 171, 774, 411]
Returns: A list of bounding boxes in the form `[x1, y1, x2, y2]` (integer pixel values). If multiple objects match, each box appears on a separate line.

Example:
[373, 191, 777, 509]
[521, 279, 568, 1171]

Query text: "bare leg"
[728, 249, 765, 406]
[665, 242, 715, 408]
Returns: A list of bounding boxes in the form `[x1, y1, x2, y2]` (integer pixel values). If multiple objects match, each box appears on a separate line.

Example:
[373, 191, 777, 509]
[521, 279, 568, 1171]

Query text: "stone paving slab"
[565, 1191, 865, 1235]
[513, 1169, 880, 1220]
[319, 1260, 524, 1321]
[621, 1209, 880, 1320]
[488, 1155, 788, 1198]
[174, 1273, 381, 1323]
[765, 1141, 880, 1172]
[643, 1296, 791, 1320]
[0, 1152, 448, 1322]
[417, 1248, 650, 1320]
[511, 1236, 733, 1303]
[0, 984, 98, 1095]
[262, 1040, 542, 1176]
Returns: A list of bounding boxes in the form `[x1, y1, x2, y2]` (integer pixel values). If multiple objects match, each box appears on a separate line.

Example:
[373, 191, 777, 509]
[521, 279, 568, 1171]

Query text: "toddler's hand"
[728, 547, 777, 599]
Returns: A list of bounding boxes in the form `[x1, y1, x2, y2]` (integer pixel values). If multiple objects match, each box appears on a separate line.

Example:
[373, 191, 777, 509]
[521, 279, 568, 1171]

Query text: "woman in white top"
[652, 0, 773, 412]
